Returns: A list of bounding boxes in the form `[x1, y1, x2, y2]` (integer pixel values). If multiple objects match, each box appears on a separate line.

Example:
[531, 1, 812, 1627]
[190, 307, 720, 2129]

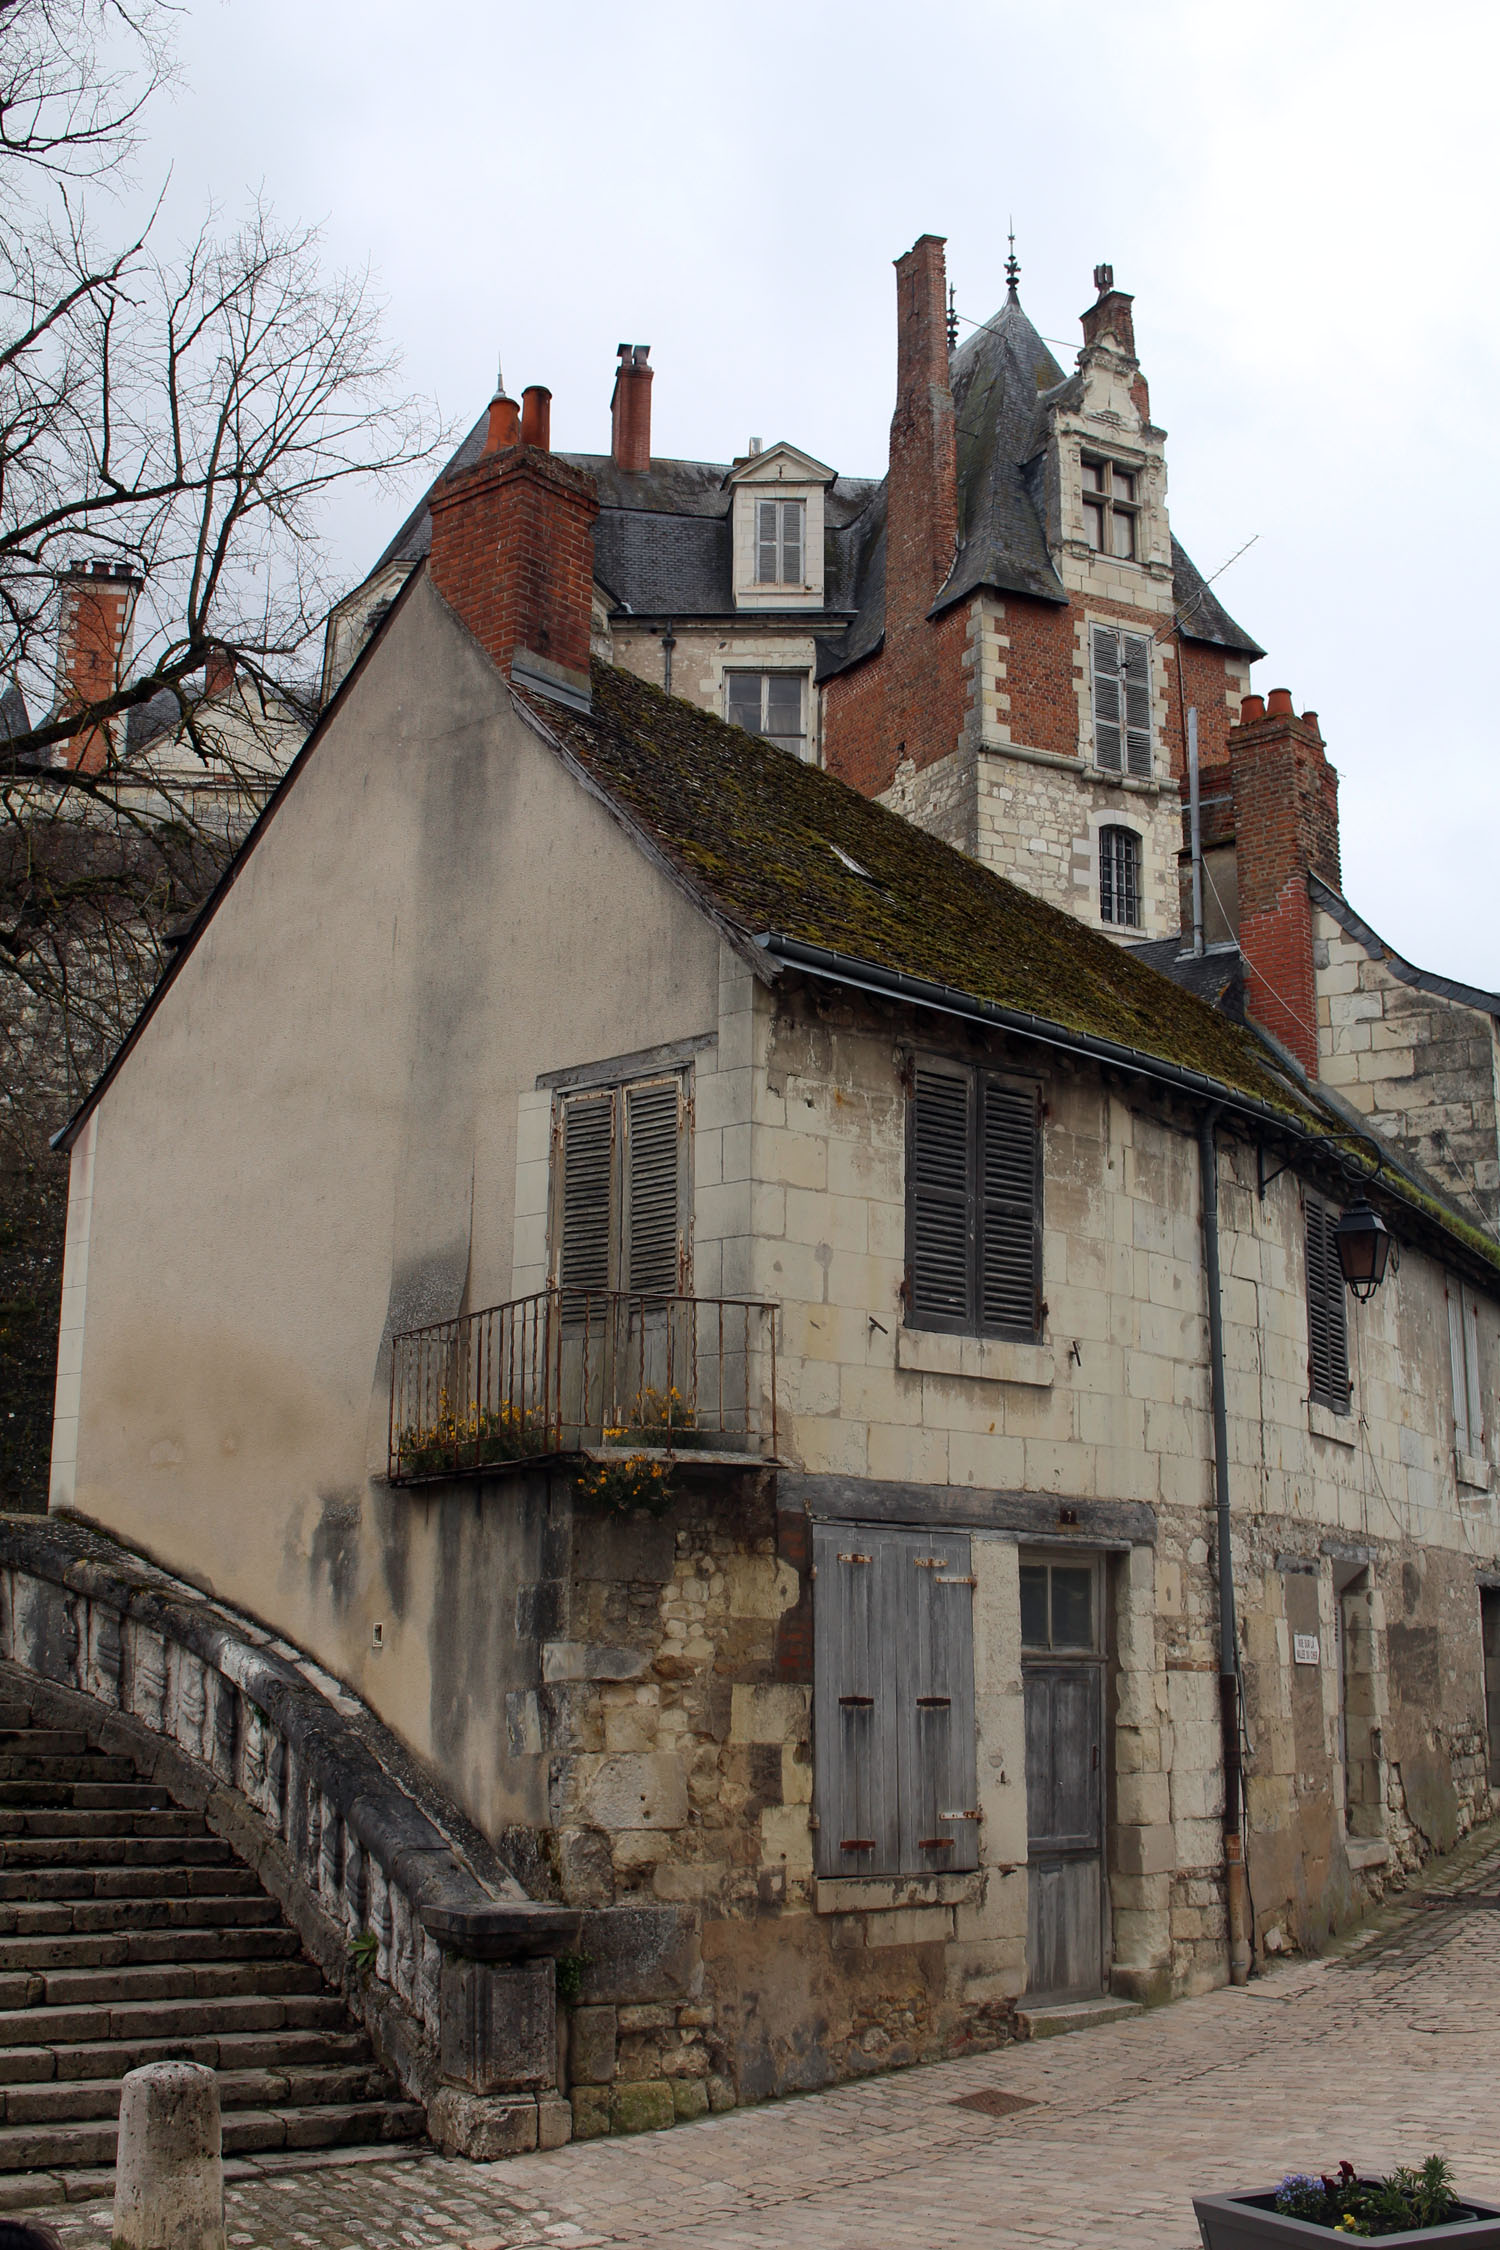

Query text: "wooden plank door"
[1021, 1553, 1106, 2002]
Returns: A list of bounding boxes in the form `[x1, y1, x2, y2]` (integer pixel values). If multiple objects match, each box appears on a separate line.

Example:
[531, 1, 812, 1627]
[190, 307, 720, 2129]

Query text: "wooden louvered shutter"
[623, 1079, 682, 1299]
[1464, 1287, 1485, 1453]
[559, 1092, 615, 1296]
[1122, 632, 1153, 777]
[813, 1523, 899, 1876]
[979, 1076, 1041, 1339]
[781, 500, 803, 584]
[908, 1064, 973, 1331]
[1305, 1196, 1350, 1413]
[1449, 1281, 1472, 1455]
[756, 500, 780, 583]
[899, 1530, 979, 1874]
[1091, 625, 1122, 770]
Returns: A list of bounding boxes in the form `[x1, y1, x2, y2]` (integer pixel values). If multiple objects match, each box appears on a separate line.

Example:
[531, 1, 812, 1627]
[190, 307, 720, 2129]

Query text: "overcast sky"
[150, 0, 1498, 983]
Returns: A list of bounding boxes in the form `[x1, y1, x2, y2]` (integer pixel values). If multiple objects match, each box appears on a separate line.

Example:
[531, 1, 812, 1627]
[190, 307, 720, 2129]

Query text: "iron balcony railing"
[388, 1289, 778, 1485]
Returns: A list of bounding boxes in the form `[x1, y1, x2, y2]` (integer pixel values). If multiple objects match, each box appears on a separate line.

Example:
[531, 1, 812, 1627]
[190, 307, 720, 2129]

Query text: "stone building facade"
[41, 398, 1500, 2134]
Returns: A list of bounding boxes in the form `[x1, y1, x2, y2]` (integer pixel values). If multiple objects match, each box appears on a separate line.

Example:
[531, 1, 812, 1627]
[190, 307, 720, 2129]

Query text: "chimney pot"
[520, 385, 552, 450]
[1301, 709, 1320, 734]
[1266, 687, 1294, 716]
[1239, 693, 1265, 724]
[485, 393, 521, 454]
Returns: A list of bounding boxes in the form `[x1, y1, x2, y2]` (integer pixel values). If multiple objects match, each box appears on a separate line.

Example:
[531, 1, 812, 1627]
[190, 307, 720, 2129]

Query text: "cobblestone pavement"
[26, 1837, 1500, 2250]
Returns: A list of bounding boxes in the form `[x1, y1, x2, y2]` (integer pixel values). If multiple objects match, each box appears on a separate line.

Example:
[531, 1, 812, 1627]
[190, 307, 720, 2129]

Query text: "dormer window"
[756, 499, 805, 587]
[1081, 457, 1138, 561]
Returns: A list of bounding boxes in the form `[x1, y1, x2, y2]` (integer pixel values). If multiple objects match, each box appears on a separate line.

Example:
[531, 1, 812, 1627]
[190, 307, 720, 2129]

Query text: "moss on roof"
[535, 663, 1303, 1112]
[523, 662, 1500, 1285]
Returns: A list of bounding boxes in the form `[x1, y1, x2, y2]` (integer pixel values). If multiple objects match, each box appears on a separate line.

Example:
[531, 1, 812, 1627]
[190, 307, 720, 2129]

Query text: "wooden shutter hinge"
[837, 1551, 872, 1565]
[936, 1575, 977, 1587]
[938, 1809, 980, 1822]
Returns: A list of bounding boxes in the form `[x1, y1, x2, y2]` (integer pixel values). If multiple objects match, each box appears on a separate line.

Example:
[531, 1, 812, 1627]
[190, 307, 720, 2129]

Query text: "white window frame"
[725, 670, 807, 758]
[1098, 824, 1143, 928]
[754, 497, 806, 587]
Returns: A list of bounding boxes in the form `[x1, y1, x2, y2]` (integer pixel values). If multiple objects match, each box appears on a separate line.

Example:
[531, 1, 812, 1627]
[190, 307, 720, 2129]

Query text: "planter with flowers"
[1194, 2160, 1500, 2248]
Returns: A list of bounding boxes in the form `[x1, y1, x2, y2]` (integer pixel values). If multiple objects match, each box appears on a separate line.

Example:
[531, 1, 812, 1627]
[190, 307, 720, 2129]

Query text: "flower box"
[1193, 2189, 1500, 2250]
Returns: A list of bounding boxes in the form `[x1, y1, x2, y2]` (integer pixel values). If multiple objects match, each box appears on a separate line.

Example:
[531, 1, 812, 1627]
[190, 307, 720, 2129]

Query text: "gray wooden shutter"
[781, 500, 803, 584]
[1305, 1196, 1350, 1412]
[756, 500, 779, 583]
[900, 1530, 979, 1874]
[979, 1076, 1041, 1340]
[559, 1091, 615, 1295]
[623, 1078, 682, 1299]
[813, 1523, 899, 1876]
[1465, 1286, 1485, 1453]
[1449, 1280, 1472, 1455]
[1090, 625, 1122, 771]
[1122, 633, 1152, 777]
[908, 1063, 973, 1331]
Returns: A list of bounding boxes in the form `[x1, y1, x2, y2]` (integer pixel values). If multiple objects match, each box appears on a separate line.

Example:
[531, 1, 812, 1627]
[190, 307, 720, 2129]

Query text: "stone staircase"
[0, 1701, 427, 2178]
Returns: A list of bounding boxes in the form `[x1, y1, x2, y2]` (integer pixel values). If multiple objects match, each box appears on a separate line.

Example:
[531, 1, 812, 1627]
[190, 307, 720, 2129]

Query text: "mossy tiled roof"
[525, 661, 1500, 1282]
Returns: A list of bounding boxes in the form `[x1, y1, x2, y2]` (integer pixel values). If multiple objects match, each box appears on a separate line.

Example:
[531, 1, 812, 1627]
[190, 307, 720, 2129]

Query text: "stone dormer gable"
[723, 442, 837, 609]
[1042, 273, 1173, 614]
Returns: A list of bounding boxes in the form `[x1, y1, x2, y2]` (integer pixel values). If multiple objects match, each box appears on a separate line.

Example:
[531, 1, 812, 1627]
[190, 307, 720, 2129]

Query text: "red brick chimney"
[611, 346, 653, 475]
[55, 560, 141, 774]
[885, 234, 958, 766]
[1079, 265, 1149, 419]
[1228, 688, 1340, 1078]
[427, 380, 599, 706]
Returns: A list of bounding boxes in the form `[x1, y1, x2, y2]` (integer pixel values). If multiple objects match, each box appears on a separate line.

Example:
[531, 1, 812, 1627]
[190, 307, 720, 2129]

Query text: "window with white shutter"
[813, 1522, 978, 1879]
[554, 1076, 687, 1300]
[754, 498, 805, 586]
[1305, 1195, 1350, 1414]
[906, 1058, 1042, 1341]
[1089, 626, 1153, 779]
[1448, 1278, 1486, 1461]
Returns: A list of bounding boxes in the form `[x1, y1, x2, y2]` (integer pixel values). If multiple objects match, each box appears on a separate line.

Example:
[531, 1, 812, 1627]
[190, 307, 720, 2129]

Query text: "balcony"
[388, 1290, 778, 1486]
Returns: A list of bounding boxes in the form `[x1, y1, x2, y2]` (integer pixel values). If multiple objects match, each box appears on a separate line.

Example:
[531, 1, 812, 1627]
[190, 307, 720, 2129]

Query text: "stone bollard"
[112, 2060, 225, 2250]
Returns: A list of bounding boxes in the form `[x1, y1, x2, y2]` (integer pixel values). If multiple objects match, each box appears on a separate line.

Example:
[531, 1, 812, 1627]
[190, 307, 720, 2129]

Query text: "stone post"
[113, 2060, 224, 2250]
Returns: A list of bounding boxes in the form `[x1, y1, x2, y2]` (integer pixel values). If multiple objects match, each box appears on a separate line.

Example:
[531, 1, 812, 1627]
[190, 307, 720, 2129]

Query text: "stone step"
[0, 1808, 205, 1840]
[4, 1893, 282, 1937]
[3, 2060, 399, 2125]
[0, 2099, 426, 2172]
[0, 1990, 350, 2046]
[36, 1960, 324, 2009]
[1014, 1996, 1146, 2040]
[0, 1732, 88, 1758]
[0, 1832, 234, 1868]
[0, 1755, 138, 1783]
[7, 2024, 374, 2085]
[0, 1781, 173, 1810]
[0, 1862, 263, 1901]
[0, 1926, 303, 1972]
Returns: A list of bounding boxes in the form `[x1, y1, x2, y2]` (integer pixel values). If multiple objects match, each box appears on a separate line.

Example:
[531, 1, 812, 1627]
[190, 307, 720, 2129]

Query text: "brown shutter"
[558, 1091, 615, 1296]
[1305, 1196, 1350, 1412]
[623, 1078, 682, 1299]
[1123, 633, 1152, 778]
[908, 1063, 973, 1331]
[1091, 625, 1122, 770]
[978, 1075, 1041, 1340]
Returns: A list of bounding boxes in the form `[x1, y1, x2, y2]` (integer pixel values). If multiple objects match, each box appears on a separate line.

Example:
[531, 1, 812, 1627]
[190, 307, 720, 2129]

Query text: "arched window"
[1099, 826, 1142, 927]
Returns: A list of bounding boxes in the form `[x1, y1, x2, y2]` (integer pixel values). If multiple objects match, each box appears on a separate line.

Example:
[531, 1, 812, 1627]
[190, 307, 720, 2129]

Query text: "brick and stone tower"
[54, 560, 142, 775]
[820, 244, 1262, 947]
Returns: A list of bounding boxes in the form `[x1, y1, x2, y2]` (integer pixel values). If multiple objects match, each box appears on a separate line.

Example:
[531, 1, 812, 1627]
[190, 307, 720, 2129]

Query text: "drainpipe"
[1198, 1104, 1252, 1985]
[1188, 706, 1205, 959]
[661, 625, 677, 694]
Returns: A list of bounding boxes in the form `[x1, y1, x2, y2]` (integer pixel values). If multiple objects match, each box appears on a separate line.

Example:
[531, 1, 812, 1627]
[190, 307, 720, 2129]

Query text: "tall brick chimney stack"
[427, 378, 599, 707]
[885, 234, 958, 767]
[1079, 265, 1149, 419]
[611, 346, 653, 475]
[55, 560, 141, 775]
[1228, 688, 1340, 1079]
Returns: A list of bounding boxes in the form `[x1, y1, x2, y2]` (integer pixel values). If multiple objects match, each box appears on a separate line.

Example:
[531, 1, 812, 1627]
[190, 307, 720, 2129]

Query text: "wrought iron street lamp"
[1336, 1197, 1391, 1301]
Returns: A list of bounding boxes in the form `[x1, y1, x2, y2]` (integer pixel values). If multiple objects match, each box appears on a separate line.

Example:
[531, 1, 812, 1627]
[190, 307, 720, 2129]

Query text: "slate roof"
[362, 293, 1262, 664]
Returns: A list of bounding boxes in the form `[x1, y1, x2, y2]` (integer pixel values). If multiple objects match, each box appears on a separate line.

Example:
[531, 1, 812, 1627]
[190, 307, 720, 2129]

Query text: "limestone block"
[569, 2085, 611, 2139]
[707, 2075, 738, 2112]
[861, 1905, 955, 1948]
[428, 2088, 539, 2158]
[577, 1904, 700, 2005]
[567, 2005, 618, 2085]
[760, 1803, 814, 1874]
[537, 2094, 573, 2150]
[1115, 1772, 1170, 1827]
[610, 2079, 675, 2134]
[569, 1754, 688, 1831]
[542, 1642, 649, 1683]
[673, 2079, 710, 2120]
[113, 2060, 224, 2250]
[438, 1956, 555, 2094]
[1110, 1822, 1175, 1876]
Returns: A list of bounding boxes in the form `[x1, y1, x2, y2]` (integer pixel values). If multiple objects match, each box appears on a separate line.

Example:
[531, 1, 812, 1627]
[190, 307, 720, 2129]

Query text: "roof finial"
[494, 350, 506, 399]
[1005, 220, 1020, 302]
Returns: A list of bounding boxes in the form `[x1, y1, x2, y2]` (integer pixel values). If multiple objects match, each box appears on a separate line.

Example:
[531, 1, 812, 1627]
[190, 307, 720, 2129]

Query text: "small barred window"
[1099, 826, 1142, 927]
